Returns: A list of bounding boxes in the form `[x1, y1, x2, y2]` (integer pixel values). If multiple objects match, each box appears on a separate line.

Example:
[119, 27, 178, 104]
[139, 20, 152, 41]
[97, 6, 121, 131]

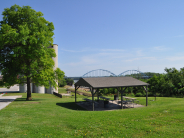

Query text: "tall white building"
[19, 44, 58, 94]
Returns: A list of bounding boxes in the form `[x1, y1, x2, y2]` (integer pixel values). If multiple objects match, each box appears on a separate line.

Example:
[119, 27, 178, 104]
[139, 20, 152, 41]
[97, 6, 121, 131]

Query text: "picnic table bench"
[123, 97, 138, 107]
[83, 98, 99, 104]
[118, 100, 132, 108]
[83, 98, 99, 108]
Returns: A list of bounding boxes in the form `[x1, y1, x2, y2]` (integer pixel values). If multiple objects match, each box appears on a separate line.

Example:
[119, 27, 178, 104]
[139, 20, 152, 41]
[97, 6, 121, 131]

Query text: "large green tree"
[147, 67, 184, 97]
[0, 5, 65, 100]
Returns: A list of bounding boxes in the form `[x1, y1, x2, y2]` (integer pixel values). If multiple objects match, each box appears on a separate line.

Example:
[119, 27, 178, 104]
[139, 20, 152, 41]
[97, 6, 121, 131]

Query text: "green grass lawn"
[0, 90, 184, 138]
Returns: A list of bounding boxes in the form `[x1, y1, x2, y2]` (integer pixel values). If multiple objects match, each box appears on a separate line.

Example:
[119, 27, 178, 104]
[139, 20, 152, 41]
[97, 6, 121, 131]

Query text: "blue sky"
[1, 0, 184, 76]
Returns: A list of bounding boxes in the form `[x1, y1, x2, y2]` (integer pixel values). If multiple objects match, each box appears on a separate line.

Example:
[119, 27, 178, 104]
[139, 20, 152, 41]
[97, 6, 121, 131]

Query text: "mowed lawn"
[0, 88, 184, 138]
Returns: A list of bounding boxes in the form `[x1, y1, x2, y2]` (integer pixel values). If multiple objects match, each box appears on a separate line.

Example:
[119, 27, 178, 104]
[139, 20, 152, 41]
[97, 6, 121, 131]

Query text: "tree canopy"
[147, 67, 184, 97]
[0, 5, 65, 100]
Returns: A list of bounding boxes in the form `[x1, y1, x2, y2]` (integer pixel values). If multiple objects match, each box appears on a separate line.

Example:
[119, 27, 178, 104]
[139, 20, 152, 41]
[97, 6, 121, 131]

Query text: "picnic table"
[98, 96, 111, 108]
[82, 98, 99, 108]
[123, 97, 137, 108]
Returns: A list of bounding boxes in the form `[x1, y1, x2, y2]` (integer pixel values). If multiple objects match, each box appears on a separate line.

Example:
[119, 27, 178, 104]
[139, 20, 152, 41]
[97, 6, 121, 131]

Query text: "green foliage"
[135, 92, 143, 97]
[147, 67, 184, 97]
[59, 78, 74, 87]
[144, 72, 161, 77]
[65, 78, 74, 86]
[0, 5, 65, 99]
[59, 79, 67, 87]
[99, 88, 117, 95]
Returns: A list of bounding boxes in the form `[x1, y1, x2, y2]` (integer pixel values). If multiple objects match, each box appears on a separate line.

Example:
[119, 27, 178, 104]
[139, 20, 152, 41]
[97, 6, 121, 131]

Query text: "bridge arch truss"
[82, 69, 117, 77]
[118, 70, 149, 79]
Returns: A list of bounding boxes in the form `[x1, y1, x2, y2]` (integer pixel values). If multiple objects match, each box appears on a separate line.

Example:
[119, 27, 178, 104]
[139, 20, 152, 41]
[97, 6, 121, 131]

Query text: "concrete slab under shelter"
[76, 100, 144, 111]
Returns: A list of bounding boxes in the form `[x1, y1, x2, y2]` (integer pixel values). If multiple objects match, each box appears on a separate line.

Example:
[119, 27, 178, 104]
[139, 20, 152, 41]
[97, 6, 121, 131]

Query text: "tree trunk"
[26, 77, 32, 100]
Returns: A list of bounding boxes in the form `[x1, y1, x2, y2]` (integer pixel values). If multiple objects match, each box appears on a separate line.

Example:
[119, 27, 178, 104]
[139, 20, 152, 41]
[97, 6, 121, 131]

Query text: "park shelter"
[75, 77, 149, 111]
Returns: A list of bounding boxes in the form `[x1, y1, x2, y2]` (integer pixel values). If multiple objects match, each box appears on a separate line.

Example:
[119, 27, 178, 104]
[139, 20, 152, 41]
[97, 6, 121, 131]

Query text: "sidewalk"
[0, 95, 22, 110]
[0, 84, 19, 93]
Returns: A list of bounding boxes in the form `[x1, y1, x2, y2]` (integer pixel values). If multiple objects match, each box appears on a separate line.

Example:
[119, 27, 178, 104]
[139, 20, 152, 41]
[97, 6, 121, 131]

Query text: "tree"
[65, 78, 74, 86]
[59, 79, 67, 87]
[146, 67, 184, 97]
[0, 5, 65, 100]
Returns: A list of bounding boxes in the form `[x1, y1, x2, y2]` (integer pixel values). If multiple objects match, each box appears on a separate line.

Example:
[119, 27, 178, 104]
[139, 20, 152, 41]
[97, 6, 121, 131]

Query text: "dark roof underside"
[75, 77, 149, 88]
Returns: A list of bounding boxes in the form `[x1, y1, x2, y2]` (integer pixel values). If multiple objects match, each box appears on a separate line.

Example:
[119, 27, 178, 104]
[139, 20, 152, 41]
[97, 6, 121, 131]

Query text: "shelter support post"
[96, 89, 99, 101]
[92, 88, 94, 111]
[90, 88, 99, 111]
[143, 86, 148, 106]
[121, 88, 123, 109]
[117, 87, 127, 109]
[117, 91, 119, 100]
[75, 86, 80, 103]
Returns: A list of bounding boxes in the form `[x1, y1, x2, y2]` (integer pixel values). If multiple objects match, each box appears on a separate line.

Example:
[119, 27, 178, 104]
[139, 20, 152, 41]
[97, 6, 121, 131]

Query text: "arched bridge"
[82, 69, 116, 77]
[118, 70, 150, 79]
[65, 69, 150, 80]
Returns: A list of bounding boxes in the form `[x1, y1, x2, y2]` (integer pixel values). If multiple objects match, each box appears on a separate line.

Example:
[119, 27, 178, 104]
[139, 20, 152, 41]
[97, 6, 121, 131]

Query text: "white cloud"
[81, 57, 97, 64]
[124, 57, 156, 62]
[65, 48, 155, 67]
[61, 47, 168, 76]
[124, 58, 140, 62]
[60, 49, 87, 52]
[153, 46, 170, 51]
[60, 48, 125, 53]
[66, 62, 82, 66]
[100, 49, 125, 52]
[166, 56, 184, 61]
[136, 50, 143, 56]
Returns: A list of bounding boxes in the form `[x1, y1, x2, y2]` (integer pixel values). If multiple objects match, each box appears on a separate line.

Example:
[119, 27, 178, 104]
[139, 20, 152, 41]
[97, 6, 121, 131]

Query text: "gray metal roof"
[75, 77, 149, 88]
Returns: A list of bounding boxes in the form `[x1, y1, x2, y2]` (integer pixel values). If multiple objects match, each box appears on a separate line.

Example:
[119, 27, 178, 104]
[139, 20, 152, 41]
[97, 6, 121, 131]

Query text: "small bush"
[135, 93, 143, 97]
[123, 93, 127, 96]
[148, 92, 154, 97]
[130, 93, 135, 97]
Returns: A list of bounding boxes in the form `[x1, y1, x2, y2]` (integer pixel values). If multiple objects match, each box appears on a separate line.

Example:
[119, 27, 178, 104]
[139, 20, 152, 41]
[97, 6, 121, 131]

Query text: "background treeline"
[147, 67, 184, 97]
[123, 72, 160, 79]
[60, 68, 184, 97]
[59, 77, 74, 87]
[100, 68, 184, 97]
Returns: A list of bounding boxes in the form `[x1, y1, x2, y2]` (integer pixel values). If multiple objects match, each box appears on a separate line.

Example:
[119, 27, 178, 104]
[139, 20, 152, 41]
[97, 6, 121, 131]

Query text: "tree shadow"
[0, 99, 15, 102]
[0, 91, 19, 93]
[56, 102, 86, 111]
[14, 98, 42, 102]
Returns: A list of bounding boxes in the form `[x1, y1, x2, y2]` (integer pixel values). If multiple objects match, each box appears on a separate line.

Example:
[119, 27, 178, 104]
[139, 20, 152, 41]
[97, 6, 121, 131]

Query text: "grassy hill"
[0, 88, 183, 137]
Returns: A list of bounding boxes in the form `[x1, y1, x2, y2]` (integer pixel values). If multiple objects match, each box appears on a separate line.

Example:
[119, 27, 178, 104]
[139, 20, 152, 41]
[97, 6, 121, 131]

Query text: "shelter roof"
[75, 77, 149, 88]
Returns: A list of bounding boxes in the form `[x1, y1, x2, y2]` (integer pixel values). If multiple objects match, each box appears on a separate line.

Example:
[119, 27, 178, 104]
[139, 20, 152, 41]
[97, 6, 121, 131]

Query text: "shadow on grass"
[0, 91, 20, 94]
[56, 102, 86, 111]
[14, 98, 42, 102]
[0, 99, 15, 102]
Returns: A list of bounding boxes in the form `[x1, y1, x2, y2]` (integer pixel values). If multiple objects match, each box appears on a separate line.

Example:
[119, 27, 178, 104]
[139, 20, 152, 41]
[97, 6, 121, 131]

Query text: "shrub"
[130, 93, 135, 97]
[123, 93, 127, 96]
[135, 93, 143, 97]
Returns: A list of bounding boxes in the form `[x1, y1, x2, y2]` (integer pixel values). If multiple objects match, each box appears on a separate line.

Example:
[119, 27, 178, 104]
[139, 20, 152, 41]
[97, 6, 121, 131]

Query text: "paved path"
[0, 95, 22, 110]
[0, 84, 19, 93]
